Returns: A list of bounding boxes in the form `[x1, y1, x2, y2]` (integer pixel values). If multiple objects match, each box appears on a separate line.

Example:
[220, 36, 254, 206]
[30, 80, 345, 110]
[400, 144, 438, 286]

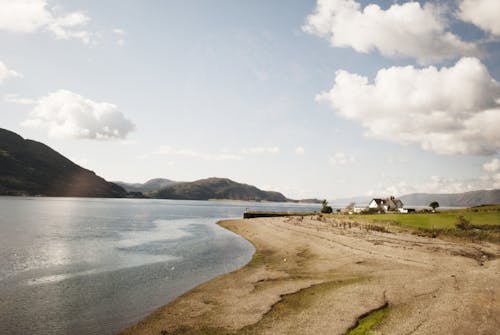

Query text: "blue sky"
[1, 0, 499, 199]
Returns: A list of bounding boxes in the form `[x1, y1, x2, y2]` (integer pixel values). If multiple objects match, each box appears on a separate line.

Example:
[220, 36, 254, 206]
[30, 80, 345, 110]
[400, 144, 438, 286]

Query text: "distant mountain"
[114, 178, 178, 193]
[331, 196, 371, 206]
[399, 189, 500, 207]
[152, 177, 289, 202]
[0, 128, 127, 197]
[295, 198, 323, 204]
[332, 189, 500, 208]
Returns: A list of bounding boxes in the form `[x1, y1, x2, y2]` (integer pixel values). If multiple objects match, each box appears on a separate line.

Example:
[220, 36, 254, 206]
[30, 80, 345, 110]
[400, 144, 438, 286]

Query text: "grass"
[167, 279, 364, 335]
[342, 205, 500, 243]
[345, 304, 390, 335]
[358, 211, 500, 229]
[237, 278, 362, 335]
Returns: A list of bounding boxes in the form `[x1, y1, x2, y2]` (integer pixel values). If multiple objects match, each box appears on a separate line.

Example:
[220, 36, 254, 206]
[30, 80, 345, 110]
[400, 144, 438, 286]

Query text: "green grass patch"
[345, 304, 389, 335]
[238, 278, 363, 335]
[167, 278, 364, 335]
[360, 212, 500, 229]
[341, 206, 500, 243]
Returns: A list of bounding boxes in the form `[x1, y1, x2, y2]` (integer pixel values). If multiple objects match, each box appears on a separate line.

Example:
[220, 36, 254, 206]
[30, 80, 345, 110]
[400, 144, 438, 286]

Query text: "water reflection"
[0, 197, 318, 335]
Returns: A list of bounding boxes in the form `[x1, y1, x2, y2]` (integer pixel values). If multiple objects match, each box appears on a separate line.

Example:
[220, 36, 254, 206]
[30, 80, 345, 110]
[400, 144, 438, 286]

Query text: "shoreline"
[120, 216, 499, 335]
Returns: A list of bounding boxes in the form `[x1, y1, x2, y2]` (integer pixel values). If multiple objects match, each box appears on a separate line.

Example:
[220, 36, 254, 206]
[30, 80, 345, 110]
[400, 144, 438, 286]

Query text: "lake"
[0, 197, 318, 335]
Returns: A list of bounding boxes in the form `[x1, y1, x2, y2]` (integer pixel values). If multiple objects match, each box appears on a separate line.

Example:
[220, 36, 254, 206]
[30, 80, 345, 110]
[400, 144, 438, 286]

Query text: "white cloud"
[241, 146, 280, 154]
[366, 175, 498, 196]
[295, 146, 305, 155]
[483, 158, 500, 172]
[112, 28, 126, 35]
[0, 61, 22, 83]
[156, 146, 242, 161]
[0, 0, 94, 44]
[112, 28, 126, 46]
[317, 57, 500, 156]
[329, 152, 355, 166]
[262, 184, 317, 200]
[303, 0, 477, 64]
[22, 89, 135, 140]
[3, 93, 36, 105]
[154, 145, 281, 161]
[459, 0, 500, 36]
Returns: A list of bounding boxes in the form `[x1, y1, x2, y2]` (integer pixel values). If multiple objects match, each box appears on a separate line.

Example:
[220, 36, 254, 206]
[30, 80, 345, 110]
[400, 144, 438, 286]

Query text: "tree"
[429, 201, 439, 211]
[321, 199, 333, 214]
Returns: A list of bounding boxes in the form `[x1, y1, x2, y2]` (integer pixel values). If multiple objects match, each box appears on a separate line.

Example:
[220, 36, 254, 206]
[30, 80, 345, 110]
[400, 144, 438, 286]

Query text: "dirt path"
[120, 216, 500, 335]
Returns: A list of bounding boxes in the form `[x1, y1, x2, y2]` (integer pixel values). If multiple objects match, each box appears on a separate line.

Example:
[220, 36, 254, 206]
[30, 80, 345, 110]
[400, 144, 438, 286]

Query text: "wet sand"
[120, 216, 500, 335]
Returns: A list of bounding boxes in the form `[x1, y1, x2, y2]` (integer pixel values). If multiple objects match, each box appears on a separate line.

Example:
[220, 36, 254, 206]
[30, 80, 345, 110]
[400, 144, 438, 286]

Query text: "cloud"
[317, 57, 500, 156]
[262, 184, 317, 200]
[156, 146, 242, 161]
[3, 93, 36, 105]
[0, 61, 22, 83]
[22, 89, 135, 140]
[366, 175, 499, 196]
[112, 28, 126, 35]
[112, 28, 126, 46]
[483, 158, 500, 172]
[303, 0, 477, 64]
[458, 0, 500, 36]
[240, 146, 280, 154]
[295, 146, 305, 155]
[154, 145, 281, 161]
[329, 152, 355, 166]
[0, 0, 94, 44]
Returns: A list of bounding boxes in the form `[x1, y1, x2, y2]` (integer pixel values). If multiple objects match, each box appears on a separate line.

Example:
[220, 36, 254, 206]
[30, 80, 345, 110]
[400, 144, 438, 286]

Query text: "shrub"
[361, 208, 378, 214]
[321, 205, 333, 214]
[456, 216, 473, 230]
[321, 199, 333, 214]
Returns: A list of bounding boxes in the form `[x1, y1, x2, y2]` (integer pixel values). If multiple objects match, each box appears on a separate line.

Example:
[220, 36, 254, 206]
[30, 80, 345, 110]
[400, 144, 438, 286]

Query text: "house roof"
[370, 197, 404, 208]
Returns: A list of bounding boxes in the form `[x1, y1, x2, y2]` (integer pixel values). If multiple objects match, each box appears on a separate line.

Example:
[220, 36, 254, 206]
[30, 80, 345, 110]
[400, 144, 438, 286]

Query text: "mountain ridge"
[0, 128, 127, 197]
[399, 189, 500, 207]
[332, 189, 500, 207]
[114, 178, 178, 193]
[152, 177, 289, 202]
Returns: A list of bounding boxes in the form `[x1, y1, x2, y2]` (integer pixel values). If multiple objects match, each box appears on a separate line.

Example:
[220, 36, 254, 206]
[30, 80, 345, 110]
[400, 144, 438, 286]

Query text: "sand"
[120, 216, 500, 335]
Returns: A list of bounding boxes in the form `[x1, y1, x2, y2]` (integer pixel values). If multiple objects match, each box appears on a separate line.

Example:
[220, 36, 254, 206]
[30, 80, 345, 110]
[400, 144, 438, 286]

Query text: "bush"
[456, 216, 473, 230]
[361, 208, 378, 214]
[321, 205, 333, 214]
[321, 199, 333, 214]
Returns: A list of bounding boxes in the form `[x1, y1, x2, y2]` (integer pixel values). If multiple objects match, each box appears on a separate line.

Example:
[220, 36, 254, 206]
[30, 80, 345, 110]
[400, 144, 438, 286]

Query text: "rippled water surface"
[0, 197, 318, 335]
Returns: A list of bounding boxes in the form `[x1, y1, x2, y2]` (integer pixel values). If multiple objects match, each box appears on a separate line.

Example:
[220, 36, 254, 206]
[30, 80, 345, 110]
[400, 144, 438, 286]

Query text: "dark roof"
[370, 197, 404, 209]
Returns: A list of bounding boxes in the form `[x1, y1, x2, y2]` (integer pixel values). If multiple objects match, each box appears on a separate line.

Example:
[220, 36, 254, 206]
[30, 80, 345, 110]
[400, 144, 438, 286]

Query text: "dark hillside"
[0, 128, 126, 197]
[153, 177, 288, 202]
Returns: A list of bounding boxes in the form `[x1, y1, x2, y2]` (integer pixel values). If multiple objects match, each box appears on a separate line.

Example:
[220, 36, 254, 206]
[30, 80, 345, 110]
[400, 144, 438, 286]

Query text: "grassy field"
[343, 205, 500, 243]
[354, 212, 499, 229]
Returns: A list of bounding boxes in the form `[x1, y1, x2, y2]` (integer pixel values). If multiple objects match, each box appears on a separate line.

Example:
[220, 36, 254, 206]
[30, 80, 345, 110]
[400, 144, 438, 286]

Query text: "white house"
[368, 198, 385, 210]
[368, 196, 404, 212]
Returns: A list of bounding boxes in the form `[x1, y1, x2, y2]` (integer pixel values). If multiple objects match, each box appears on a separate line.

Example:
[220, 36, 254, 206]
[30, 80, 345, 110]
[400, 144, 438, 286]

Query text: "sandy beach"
[120, 216, 500, 335]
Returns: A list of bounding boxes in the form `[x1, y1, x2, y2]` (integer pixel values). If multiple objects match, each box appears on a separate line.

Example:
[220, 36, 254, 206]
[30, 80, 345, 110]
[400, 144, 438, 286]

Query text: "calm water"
[0, 197, 318, 335]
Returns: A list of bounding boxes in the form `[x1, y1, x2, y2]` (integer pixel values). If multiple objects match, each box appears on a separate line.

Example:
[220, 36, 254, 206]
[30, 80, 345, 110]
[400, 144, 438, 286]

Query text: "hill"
[331, 196, 371, 206]
[114, 178, 178, 193]
[0, 128, 127, 197]
[399, 189, 500, 207]
[152, 177, 289, 202]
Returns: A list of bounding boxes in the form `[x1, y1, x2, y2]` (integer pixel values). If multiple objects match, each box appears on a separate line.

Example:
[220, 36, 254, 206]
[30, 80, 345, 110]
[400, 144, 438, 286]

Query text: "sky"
[1, 0, 500, 199]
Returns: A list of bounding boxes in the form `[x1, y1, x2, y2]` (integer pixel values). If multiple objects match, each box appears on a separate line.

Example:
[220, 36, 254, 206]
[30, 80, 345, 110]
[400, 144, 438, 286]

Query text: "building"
[368, 196, 404, 212]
